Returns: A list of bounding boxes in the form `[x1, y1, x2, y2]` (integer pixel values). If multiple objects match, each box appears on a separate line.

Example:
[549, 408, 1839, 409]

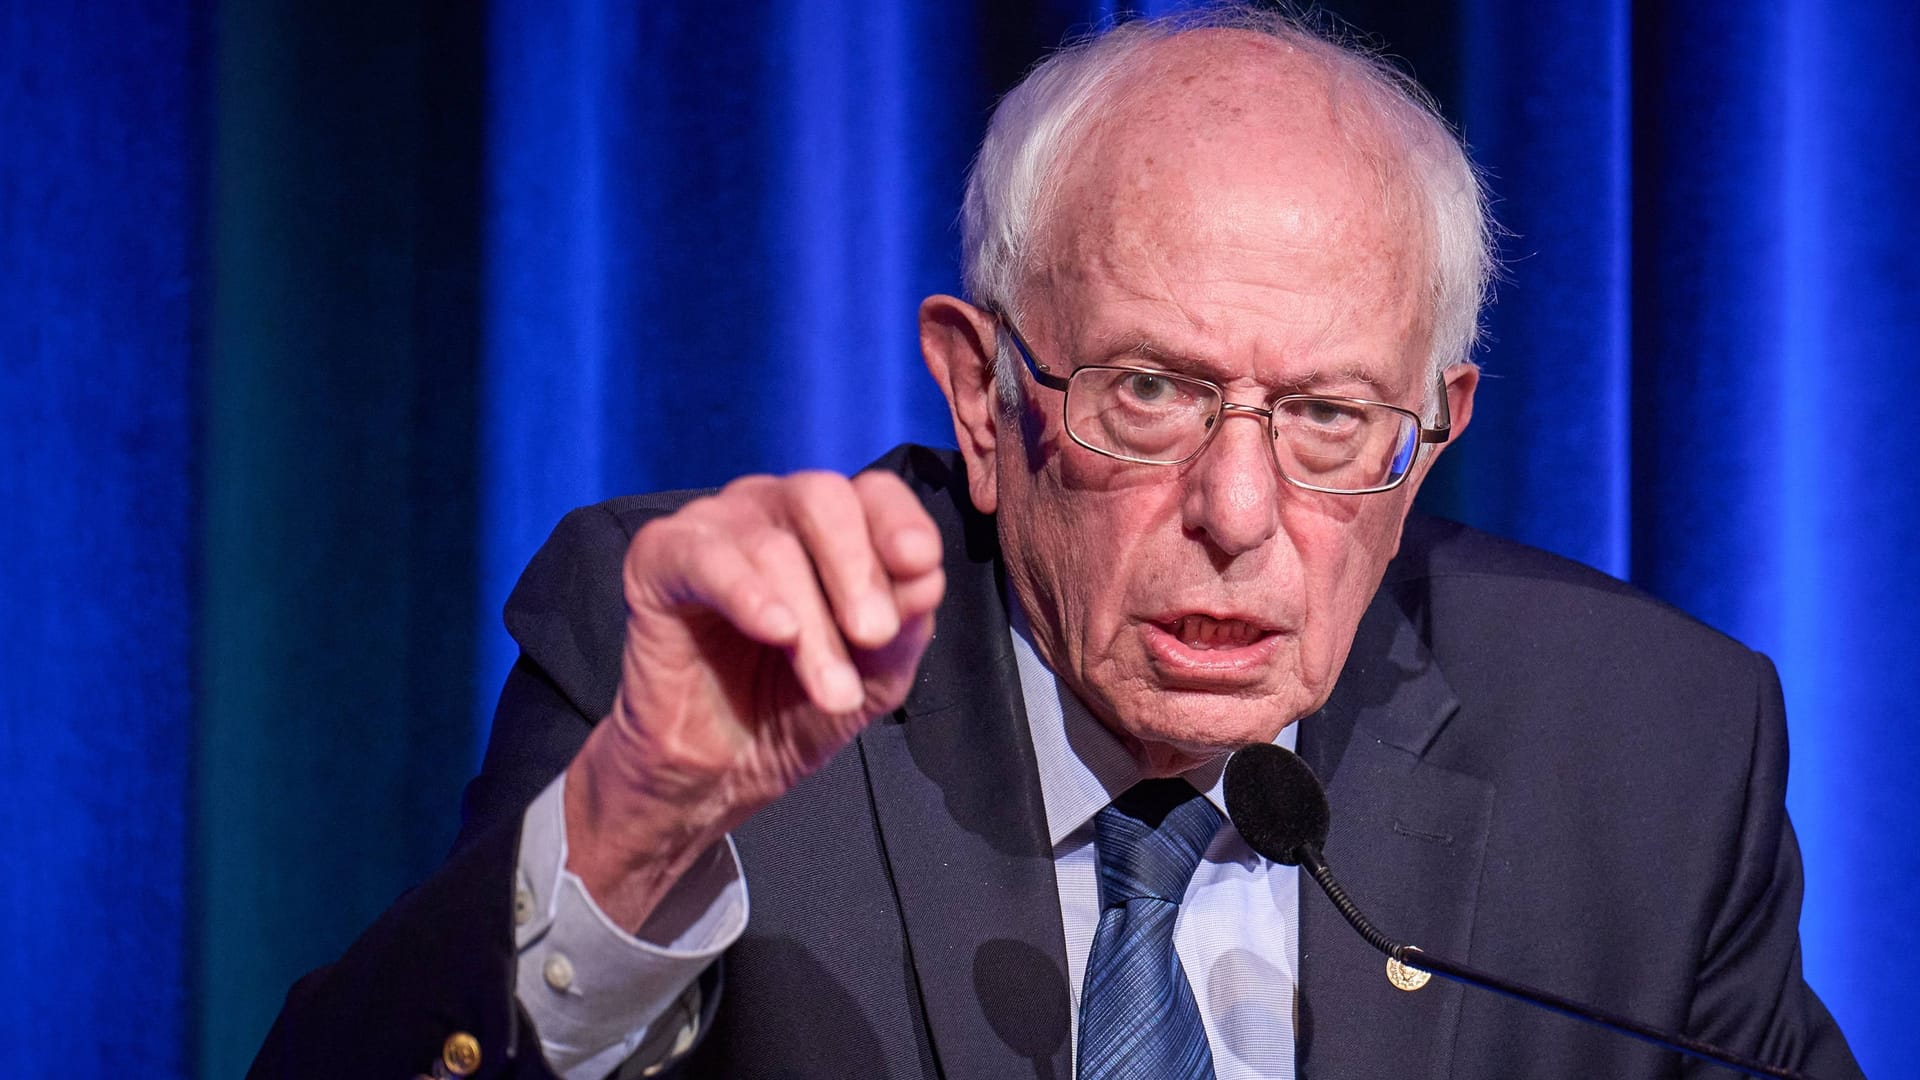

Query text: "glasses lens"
[1065, 368, 1221, 463]
[1272, 398, 1418, 492]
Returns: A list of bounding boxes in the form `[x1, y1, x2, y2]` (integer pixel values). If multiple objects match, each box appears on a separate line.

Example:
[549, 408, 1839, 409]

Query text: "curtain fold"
[195, 3, 486, 1073]
[1450, 0, 1634, 573]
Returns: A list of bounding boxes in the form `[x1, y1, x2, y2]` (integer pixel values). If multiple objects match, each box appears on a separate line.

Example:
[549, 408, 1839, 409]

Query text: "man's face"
[926, 37, 1474, 774]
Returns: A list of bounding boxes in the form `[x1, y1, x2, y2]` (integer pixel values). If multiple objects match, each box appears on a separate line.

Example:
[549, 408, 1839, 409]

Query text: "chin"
[1105, 689, 1303, 776]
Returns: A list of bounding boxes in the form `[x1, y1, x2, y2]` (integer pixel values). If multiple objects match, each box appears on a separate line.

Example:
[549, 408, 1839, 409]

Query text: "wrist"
[563, 734, 732, 931]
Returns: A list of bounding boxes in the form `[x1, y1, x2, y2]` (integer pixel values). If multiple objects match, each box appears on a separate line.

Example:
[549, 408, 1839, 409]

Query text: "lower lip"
[1143, 622, 1286, 687]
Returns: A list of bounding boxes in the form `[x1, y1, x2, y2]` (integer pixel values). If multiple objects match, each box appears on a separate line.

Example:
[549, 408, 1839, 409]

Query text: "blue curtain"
[3, 1, 1914, 1075]
[1445, 9, 1920, 1066]
[0, 5, 204, 1076]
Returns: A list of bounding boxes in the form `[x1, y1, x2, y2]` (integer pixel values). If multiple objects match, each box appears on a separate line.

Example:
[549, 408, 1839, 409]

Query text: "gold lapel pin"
[1386, 953, 1432, 992]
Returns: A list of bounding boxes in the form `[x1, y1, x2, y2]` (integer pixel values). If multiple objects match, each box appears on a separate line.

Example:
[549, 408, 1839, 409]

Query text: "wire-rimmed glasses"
[995, 312, 1451, 495]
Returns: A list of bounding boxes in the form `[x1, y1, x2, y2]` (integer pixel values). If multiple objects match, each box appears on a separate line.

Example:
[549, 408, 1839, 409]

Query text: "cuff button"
[543, 951, 575, 992]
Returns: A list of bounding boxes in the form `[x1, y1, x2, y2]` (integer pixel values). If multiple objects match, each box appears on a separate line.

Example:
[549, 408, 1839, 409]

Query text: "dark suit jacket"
[252, 444, 1860, 1079]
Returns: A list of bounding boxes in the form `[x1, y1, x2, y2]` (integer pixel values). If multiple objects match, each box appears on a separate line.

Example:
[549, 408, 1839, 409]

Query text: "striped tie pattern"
[1077, 778, 1224, 1080]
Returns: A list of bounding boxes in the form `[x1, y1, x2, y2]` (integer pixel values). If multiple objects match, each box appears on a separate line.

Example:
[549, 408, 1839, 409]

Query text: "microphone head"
[1224, 742, 1330, 866]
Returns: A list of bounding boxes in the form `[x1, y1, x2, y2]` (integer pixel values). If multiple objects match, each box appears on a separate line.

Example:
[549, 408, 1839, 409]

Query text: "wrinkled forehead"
[1026, 31, 1429, 308]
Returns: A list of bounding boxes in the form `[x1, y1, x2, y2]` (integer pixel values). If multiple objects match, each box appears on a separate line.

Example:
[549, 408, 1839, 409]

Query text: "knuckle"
[894, 573, 944, 615]
[744, 525, 808, 573]
[783, 469, 854, 510]
[682, 541, 735, 583]
[718, 473, 776, 500]
[857, 475, 928, 532]
[626, 514, 682, 570]
[636, 496, 722, 550]
[631, 508, 719, 568]
[851, 468, 907, 500]
[678, 491, 738, 528]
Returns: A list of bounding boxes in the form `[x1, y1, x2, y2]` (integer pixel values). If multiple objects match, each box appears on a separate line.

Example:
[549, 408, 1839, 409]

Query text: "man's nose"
[1180, 409, 1283, 556]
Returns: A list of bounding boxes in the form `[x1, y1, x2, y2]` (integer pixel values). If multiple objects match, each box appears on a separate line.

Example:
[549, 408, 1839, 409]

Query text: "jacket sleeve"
[249, 500, 716, 1079]
[1681, 651, 1861, 1079]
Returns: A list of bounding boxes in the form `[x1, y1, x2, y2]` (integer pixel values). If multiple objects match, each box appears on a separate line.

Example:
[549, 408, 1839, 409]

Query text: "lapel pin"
[1387, 955, 1431, 992]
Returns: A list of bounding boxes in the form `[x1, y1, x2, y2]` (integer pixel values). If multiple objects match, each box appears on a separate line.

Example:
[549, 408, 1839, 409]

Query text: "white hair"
[960, 5, 1496, 418]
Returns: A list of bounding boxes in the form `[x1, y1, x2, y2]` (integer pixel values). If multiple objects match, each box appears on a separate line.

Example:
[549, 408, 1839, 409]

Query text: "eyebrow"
[1094, 335, 1396, 398]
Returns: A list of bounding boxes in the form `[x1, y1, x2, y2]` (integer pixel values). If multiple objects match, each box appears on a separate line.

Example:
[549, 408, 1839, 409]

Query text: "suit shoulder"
[1388, 513, 1754, 666]
[1390, 513, 1636, 595]
[495, 490, 715, 723]
[506, 492, 706, 615]
[592, 488, 712, 535]
[1390, 517, 1779, 825]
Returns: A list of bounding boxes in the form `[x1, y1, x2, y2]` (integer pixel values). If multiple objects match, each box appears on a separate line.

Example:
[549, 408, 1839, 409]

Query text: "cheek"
[1032, 487, 1158, 628]
[1003, 452, 1180, 661]
[1290, 497, 1409, 676]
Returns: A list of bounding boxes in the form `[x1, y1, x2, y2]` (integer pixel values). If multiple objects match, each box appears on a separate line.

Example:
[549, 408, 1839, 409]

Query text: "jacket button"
[441, 1032, 482, 1076]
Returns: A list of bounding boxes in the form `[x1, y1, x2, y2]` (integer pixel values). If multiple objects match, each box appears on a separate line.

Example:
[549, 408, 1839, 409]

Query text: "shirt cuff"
[514, 772, 748, 1079]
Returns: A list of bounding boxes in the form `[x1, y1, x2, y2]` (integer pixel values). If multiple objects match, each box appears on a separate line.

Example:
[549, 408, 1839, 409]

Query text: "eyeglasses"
[994, 312, 1451, 495]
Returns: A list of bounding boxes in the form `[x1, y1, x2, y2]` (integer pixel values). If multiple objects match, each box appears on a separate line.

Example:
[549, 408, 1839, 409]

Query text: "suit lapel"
[861, 451, 1493, 1079]
[859, 450, 1074, 1080]
[1296, 585, 1494, 1080]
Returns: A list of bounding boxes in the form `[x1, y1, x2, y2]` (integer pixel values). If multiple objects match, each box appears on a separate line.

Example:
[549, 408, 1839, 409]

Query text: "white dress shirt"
[1010, 598, 1301, 1080]
[513, 776, 743, 1078]
[510, 600, 1301, 1079]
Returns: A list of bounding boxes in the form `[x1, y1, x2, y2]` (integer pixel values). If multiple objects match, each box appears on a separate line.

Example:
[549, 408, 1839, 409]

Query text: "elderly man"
[254, 9, 1860, 1080]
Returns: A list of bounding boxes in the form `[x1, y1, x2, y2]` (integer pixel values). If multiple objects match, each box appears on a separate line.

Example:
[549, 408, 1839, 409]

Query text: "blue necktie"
[1077, 778, 1224, 1080]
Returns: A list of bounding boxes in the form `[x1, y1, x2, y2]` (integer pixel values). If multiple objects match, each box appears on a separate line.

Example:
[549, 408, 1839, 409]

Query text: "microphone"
[1222, 743, 1821, 1080]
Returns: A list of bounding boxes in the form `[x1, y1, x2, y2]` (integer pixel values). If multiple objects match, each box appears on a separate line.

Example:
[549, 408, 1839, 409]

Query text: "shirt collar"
[1007, 589, 1295, 848]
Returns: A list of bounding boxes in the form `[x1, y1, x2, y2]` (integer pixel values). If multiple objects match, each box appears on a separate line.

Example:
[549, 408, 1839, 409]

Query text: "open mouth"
[1143, 614, 1285, 687]
[1164, 614, 1273, 650]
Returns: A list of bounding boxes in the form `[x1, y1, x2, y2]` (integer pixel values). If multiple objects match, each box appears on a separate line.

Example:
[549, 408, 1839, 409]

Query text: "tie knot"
[1093, 779, 1223, 907]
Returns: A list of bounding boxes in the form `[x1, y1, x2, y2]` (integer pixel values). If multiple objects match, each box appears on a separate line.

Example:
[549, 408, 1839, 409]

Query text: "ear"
[1438, 362, 1477, 447]
[920, 294, 1004, 515]
[1399, 363, 1480, 505]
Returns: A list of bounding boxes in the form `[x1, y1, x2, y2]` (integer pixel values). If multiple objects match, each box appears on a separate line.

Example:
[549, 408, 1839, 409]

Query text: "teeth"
[1175, 615, 1261, 649]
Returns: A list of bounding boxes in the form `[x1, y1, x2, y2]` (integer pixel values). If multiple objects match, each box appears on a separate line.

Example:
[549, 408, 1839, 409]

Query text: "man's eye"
[1122, 373, 1175, 404]
[1300, 400, 1361, 427]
